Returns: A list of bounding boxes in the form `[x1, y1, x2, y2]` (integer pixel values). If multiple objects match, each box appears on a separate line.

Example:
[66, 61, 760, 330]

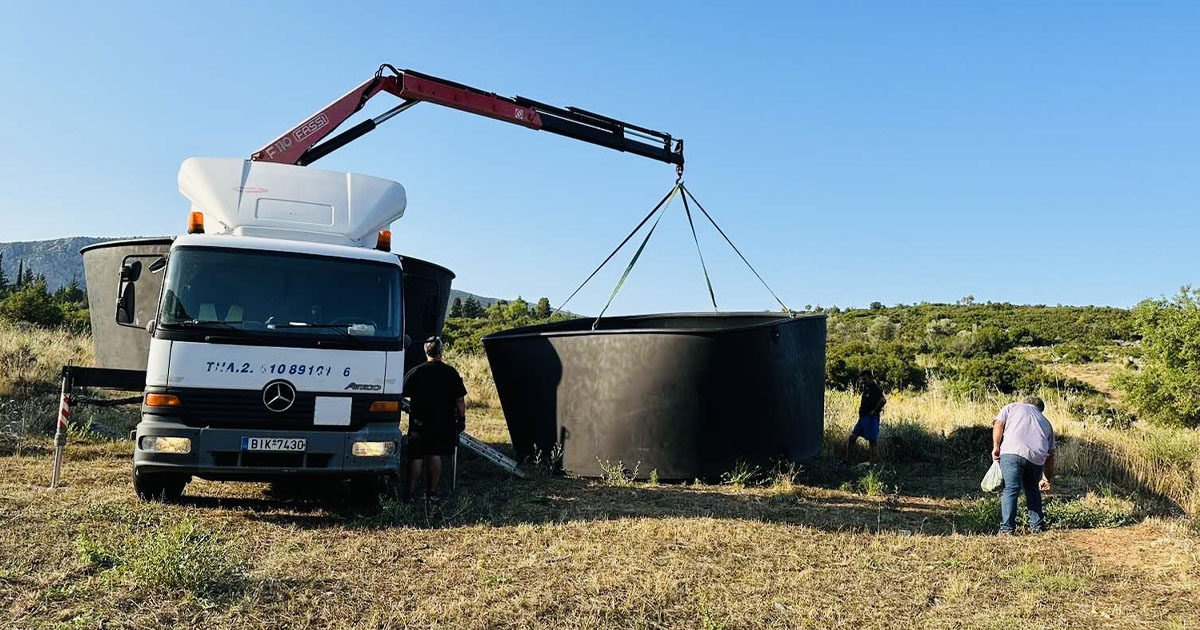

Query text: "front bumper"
[134, 415, 401, 481]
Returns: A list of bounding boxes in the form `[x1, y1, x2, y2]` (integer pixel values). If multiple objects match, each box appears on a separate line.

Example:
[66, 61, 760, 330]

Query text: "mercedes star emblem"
[262, 380, 297, 413]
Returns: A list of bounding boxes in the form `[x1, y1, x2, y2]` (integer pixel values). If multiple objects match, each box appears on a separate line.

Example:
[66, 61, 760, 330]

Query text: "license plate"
[241, 437, 306, 452]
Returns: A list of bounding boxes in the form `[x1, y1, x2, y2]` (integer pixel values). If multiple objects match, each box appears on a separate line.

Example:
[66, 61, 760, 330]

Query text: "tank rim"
[482, 311, 826, 342]
[395, 254, 457, 280]
[79, 237, 174, 255]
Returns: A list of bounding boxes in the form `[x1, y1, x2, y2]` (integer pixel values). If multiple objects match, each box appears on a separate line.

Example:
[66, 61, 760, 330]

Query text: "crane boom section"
[252, 66, 682, 168]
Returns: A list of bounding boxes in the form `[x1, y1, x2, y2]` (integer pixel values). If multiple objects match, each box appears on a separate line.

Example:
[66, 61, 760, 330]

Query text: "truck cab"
[126, 158, 410, 500]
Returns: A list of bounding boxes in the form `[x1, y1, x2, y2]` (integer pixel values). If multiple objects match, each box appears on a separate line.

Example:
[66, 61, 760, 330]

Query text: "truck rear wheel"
[133, 468, 189, 502]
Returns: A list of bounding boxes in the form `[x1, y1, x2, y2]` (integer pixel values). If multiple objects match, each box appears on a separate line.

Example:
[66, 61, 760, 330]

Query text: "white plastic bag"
[980, 461, 1004, 492]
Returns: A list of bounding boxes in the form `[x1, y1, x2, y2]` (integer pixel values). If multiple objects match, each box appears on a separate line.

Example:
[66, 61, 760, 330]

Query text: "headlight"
[352, 441, 395, 457]
[138, 436, 191, 454]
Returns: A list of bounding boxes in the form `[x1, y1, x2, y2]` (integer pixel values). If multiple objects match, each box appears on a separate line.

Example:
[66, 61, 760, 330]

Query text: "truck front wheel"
[133, 468, 189, 502]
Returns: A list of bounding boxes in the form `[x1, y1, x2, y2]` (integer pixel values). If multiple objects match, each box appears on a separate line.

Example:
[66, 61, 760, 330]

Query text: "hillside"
[449, 288, 501, 311]
[0, 237, 499, 314]
[0, 237, 117, 290]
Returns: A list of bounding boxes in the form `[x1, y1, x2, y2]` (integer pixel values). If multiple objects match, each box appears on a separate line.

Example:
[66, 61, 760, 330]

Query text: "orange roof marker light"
[187, 211, 205, 234]
[376, 229, 392, 252]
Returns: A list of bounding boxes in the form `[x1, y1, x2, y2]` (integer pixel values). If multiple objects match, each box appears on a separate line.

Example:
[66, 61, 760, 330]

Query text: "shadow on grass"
[37, 432, 1176, 536]
[210, 443, 967, 535]
[222, 430, 1175, 535]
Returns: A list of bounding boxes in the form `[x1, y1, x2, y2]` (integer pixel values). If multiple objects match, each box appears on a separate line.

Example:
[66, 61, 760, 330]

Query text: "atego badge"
[262, 380, 297, 412]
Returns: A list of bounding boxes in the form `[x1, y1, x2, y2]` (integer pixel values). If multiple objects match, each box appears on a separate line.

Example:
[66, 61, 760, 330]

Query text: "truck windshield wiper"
[168, 319, 260, 341]
[268, 321, 368, 346]
[170, 319, 247, 332]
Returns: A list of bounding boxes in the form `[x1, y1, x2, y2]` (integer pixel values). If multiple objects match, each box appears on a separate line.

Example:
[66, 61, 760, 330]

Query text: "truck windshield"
[158, 247, 401, 340]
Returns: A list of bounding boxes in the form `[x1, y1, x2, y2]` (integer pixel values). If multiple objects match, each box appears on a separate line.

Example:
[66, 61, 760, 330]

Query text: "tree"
[461, 296, 484, 318]
[534, 297, 552, 319]
[867, 315, 897, 342]
[21, 265, 35, 286]
[485, 299, 509, 320]
[0, 280, 64, 327]
[1115, 287, 1200, 427]
[15, 259, 24, 287]
[925, 317, 955, 341]
[506, 297, 530, 320]
[0, 252, 8, 295]
[869, 301, 884, 311]
[958, 295, 976, 306]
[54, 276, 86, 304]
[448, 297, 464, 318]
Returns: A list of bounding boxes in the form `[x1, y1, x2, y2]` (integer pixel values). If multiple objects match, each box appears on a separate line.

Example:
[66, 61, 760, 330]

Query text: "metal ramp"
[458, 432, 527, 479]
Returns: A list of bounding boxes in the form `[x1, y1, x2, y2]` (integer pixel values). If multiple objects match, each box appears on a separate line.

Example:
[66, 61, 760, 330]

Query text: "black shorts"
[407, 429, 457, 459]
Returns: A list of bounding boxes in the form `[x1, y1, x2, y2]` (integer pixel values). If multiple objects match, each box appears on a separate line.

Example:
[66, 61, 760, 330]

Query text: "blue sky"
[1, 2, 1197, 313]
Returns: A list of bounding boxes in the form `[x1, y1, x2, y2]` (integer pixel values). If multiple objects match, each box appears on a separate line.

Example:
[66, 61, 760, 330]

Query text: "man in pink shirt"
[992, 396, 1056, 534]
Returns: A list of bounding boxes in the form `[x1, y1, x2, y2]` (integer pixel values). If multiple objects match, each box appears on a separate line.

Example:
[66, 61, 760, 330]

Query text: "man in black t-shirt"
[846, 370, 886, 460]
[402, 337, 467, 499]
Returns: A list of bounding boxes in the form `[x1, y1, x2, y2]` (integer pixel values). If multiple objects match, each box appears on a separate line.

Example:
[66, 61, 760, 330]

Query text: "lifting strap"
[680, 184, 790, 313]
[554, 180, 791, 323]
[554, 183, 681, 318]
[592, 186, 677, 327]
[680, 191, 717, 311]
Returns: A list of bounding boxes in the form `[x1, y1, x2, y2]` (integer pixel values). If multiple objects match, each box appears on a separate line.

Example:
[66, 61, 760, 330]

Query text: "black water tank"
[483, 312, 827, 480]
[397, 255, 456, 373]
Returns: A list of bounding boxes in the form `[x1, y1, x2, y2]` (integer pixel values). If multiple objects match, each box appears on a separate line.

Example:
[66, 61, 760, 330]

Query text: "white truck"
[61, 64, 683, 498]
[122, 157, 410, 500]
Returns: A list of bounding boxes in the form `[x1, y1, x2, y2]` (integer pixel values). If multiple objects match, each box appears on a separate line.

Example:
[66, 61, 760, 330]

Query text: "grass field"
[2, 325, 1199, 628]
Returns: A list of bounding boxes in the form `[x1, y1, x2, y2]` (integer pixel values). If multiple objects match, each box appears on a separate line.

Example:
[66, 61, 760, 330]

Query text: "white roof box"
[177, 157, 406, 247]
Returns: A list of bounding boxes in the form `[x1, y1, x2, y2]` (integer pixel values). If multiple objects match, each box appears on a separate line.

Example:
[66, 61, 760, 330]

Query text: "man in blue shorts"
[847, 371, 886, 460]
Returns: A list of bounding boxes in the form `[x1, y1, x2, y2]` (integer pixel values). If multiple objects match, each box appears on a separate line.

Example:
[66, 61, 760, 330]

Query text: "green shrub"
[1044, 491, 1138, 529]
[721, 461, 761, 487]
[826, 341, 927, 391]
[955, 490, 1139, 533]
[1115, 288, 1200, 428]
[955, 496, 1002, 533]
[1141, 428, 1200, 470]
[76, 527, 120, 570]
[122, 520, 246, 597]
[0, 281, 63, 327]
[867, 316, 897, 342]
[62, 306, 90, 333]
[74, 520, 246, 598]
[1066, 396, 1135, 430]
[880, 418, 942, 463]
[940, 352, 1093, 398]
[840, 466, 896, 496]
[598, 460, 640, 487]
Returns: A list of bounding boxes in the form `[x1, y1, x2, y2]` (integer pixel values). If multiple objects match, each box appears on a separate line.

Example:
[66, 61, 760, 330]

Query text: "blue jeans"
[999, 454, 1045, 533]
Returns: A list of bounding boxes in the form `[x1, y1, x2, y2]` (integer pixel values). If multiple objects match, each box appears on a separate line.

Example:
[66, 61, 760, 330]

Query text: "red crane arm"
[251, 65, 683, 170]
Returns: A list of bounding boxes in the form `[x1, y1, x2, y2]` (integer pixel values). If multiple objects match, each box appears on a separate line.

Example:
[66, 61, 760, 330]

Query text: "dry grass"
[3, 328, 1200, 627]
[829, 383, 1200, 515]
[4, 433, 1199, 629]
[0, 321, 92, 396]
[1042, 361, 1126, 402]
[447, 348, 501, 410]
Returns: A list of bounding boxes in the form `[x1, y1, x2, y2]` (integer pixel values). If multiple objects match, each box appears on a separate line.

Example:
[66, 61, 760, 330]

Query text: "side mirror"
[115, 259, 144, 327]
[116, 277, 136, 325]
[148, 256, 167, 273]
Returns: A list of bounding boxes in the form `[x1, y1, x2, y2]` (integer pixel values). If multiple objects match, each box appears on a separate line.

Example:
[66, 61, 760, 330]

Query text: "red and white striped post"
[50, 368, 72, 488]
